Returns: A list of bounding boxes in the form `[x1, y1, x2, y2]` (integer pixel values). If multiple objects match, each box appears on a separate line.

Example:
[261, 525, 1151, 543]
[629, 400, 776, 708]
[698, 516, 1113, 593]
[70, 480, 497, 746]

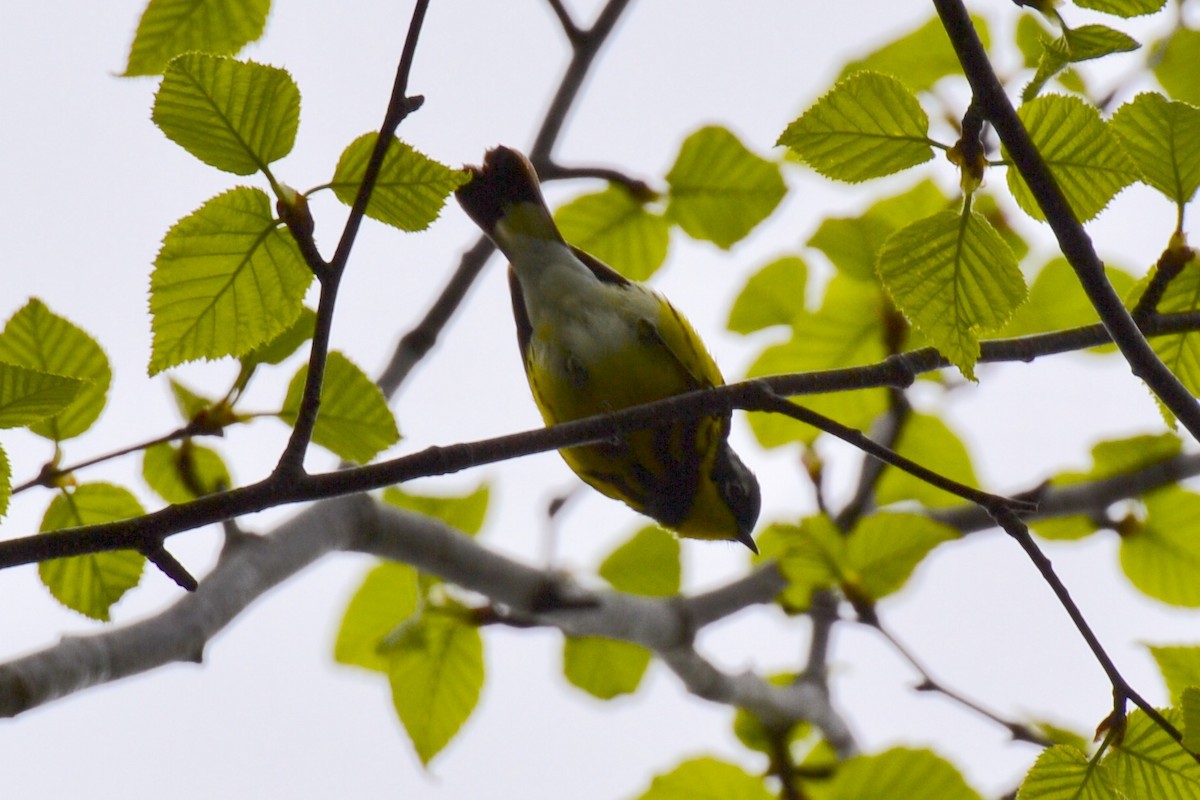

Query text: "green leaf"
[280, 351, 400, 463]
[636, 757, 771, 800]
[846, 513, 957, 600]
[1016, 15, 1052, 69]
[1142, 263, 1200, 399]
[1006, 95, 1140, 222]
[727, 256, 808, 334]
[838, 14, 990, 93]
[745, 275, 889, 447]
[1184, 688, 1200, 754]
[599, 526, 681, 597]
[1156, 29, 1200, 107]
[755, 518, 844, 611]
[1111, 93, 1200, 206]
[387, 609, 483, 765]
[38, 484, 147, 621]
[142, 440, 231, 503]
[1062, 24, 1141, 60]
[149, 187, 312, 374]
[0, 445, 10, 517]
[382, 483, 490, 536]
[1090, 432, 1181, 478]
[1073, 0, 1166, 17]
[999, 257, 1136, 343]
[0, 363, 83, 429]
[875, 413, 980, 508]
[808, 180, 952, 281]
[878, 210, 1025, 379]
[809, 215, 896, 282]
[1017, 745, 1121, 799]
[0, 299, 110, 440]
[169, 377, 216, 422]
[665, 126, 786, 248]
[1148, 644, 1200, 705]
[562, 636, 652, 700]
[330, 134, 468, 232]
[335, 561, 421, 673]
[1106, 709, 1200, 797]
[808, 748, 982, 800]
[1121, 487, 1200, 606]
[554, 186, 670, 281]
[778, 72, 933, 183]
[124, 0, 269, 77]
[153, 54, 298, 175]
[240, 306, 317, 370]
[1034, 433, 1180, 541]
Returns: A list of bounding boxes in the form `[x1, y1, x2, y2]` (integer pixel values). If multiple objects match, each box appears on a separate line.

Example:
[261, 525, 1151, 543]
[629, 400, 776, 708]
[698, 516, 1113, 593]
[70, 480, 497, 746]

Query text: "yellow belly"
[522, 287, 729, 532]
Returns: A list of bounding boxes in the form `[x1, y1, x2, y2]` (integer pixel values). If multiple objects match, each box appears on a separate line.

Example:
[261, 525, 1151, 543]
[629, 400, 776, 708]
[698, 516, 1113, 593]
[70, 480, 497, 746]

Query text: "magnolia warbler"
[456, 147, 760, 551]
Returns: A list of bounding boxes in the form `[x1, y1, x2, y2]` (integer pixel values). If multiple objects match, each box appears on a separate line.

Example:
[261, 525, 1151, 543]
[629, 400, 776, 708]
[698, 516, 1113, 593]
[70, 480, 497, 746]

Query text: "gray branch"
[0, 495, 856, 755]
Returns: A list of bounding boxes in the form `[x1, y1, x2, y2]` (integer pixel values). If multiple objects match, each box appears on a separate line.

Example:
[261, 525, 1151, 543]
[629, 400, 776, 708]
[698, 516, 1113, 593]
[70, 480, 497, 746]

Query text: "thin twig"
[749, 387, 1036, 514]
[990, 507, 1183, 743]
[276, 0, 431, 473]
[866, 618, 1051, 746]
[12, 423, 200, 495]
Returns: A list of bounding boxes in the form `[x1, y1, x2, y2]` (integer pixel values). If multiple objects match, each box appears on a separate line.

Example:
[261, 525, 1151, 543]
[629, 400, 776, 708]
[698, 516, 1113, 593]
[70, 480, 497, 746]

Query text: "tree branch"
[933, 0, 1200, 442]
[276, 0, 430, 472]
[8, 312, 1200, 569]
[0, 497, 855, 755]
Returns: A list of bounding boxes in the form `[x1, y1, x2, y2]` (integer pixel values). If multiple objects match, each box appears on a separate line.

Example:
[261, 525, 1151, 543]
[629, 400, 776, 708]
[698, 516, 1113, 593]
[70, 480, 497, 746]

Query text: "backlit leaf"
[280, 351, 400, 463]
[563, 637, 651, 700]
[1006, 95, 1140, 222]
[838, 14, 990, 93]
[878, 210, 1025, 379]
[745, 276, 889, 446]
[38, 484, 147, 621]
[142, 440, 231, 503]
[0, 363, 82, 429]
[727, 256, 808, 333]
[778, 72, 933, 183]
[387, 610, 483, 765]
[1148, 644, 1200, 705]
[555, 186, 670, 281]
[666, 126, 786, 248]
[149, 187, 312, 374]
[599, 526, 681, 597]
[636, 757, 771, 800]
[846, 513, 957, 600]
[153, 54, 298, 175]
[1111, 93, 1200, 205]
[1121, 487, 1200, 606]
[383, 483, 490, 536]
[1073, 0, 1166, 17]
[808, 748, 982, 800]
[124, 0, 269, 76]
[331, 134, 468, 232]
[0, 299, 109, 440]
[335, 561, 421, 673]
[1155, 29, 1200, 106]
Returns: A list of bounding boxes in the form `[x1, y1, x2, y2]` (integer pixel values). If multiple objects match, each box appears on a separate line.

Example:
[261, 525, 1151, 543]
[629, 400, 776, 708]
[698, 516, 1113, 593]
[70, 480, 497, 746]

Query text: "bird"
[455, 146, 760, 552]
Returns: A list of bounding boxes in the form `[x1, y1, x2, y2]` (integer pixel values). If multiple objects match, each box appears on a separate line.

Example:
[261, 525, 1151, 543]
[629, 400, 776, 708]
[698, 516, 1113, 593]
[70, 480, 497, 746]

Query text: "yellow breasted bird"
[456, 147, 760, 552]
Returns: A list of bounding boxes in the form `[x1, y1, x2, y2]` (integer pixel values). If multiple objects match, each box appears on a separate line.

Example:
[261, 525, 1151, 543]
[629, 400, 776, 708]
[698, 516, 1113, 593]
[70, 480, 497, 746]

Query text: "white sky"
[0, 1, 1192, 798]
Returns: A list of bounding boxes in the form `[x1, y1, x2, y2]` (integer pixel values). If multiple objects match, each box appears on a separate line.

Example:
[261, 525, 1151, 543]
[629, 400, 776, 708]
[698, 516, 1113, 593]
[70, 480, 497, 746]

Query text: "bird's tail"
[455, 146, 563, 246]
